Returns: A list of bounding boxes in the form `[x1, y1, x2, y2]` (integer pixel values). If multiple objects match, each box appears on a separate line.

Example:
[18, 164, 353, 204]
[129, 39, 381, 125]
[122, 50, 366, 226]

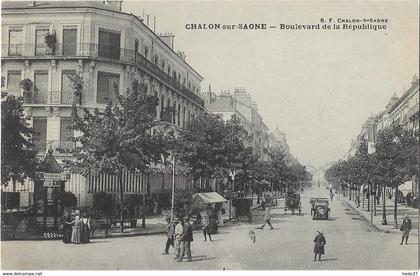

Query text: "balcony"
[35, 140, 76, 155]
[2, 43, 205, 107]
[23, 90, 75, 105]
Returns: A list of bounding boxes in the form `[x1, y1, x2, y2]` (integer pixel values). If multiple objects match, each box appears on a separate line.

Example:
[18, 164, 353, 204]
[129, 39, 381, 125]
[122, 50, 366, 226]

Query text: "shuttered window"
[61, 70, 76, 104]
[7, 71, 21, 97]
[8, 29, 22, 56]
[35, 29, 49, 56]
[34, 71, 48, 103]
[98, 29, 120, 60]
[33, 117, 47, 153]
[62, 28, 77, 56]
[60, 117, 74, 149]
[97, 72, 120, 104]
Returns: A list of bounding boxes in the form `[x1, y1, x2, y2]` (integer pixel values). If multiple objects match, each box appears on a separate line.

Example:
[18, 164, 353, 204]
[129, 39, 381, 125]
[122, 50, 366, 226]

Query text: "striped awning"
[87, 170, 144, 194]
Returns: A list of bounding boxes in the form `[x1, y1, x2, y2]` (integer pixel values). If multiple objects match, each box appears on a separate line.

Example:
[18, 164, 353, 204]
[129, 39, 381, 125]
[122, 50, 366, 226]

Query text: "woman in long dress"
[81, 215, 91, 243]
[62, 213, 73, 244]
[71, 215, 81, 244]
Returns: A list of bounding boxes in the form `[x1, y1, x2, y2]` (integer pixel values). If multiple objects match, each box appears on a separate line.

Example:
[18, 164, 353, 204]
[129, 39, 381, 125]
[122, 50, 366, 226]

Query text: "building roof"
[2, 1, 119, 11]
[2, 1, 204, 80]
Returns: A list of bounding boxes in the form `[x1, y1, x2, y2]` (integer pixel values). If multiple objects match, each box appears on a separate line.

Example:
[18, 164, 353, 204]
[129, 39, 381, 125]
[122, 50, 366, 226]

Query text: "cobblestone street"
[2, 186, 417, 270]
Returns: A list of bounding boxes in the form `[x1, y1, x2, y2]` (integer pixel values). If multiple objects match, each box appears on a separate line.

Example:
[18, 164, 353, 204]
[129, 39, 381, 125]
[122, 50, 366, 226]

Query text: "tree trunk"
[382, 184, 387, 225]
[394, 185, 398, 229]
[119, 172, 124, 233]
[367, 184, 370, 212]
[362, 188, 365, 208]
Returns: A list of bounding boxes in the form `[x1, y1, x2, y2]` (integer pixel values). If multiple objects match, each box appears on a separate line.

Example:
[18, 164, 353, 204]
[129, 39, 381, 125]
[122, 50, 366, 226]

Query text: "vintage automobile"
[310, 198, 330, 220]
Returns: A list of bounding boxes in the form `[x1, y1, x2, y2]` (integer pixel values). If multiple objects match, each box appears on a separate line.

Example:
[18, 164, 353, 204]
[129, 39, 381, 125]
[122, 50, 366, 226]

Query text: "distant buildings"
[205, 87, 292, 162]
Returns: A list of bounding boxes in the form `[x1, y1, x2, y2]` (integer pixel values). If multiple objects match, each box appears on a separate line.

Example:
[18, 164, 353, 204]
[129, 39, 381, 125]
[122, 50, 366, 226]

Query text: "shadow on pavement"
[319, 258, 338, 262]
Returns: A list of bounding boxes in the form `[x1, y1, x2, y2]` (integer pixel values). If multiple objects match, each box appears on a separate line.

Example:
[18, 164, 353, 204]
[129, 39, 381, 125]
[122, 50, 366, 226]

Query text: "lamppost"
[229, 170, 236, 221]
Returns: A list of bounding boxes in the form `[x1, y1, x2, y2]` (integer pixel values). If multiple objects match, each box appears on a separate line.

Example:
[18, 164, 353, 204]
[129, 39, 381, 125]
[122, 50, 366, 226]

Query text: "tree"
[374, 126, 418, 228]
[65, 79, 165, 232]
[178, 112, 227, 181]
[268, 146, 289, 192]
[1, 83, 38, 190]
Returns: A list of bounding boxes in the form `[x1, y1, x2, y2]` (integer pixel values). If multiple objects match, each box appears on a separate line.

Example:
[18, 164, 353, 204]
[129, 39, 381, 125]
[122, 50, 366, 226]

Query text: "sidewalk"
[339, 194, 418, 236]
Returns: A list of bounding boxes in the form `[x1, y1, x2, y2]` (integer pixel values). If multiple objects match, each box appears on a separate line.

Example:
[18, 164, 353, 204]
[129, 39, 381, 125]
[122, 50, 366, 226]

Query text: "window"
[177, 103, 181, 126]
[34, 71, 48, 104]
[60, 117, 74, 150]
[173, 71, 177, 79]
[62, 28, 77, 56]
[144, 46, 149, 59]
[168, 65, 171, 75]
[135, 39, 139, 53]
[172, 101, 176, 124]
[33, 117, 47, 153]
[35, 28, 49, 56]
[161, 60, 165, 71]
[7, 70, 21, 97]
[97, 72, 120, 104]
[154, 54, 159, 65]
[8, 29, 22, 56]
[98, 29, 121, 60]
[61, 70, 76, 104]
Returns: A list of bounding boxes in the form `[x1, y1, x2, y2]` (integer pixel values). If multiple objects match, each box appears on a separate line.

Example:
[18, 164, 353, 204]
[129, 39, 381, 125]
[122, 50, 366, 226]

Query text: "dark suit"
[401, 218, 412, 244]
[179, 221, 193, 261]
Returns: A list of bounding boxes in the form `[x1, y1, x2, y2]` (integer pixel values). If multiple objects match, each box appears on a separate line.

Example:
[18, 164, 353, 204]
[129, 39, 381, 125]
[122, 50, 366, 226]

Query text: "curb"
[341, 199, 418, 236]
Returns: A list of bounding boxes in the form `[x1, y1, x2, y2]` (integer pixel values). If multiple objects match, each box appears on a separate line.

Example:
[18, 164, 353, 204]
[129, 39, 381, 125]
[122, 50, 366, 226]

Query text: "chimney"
[28, 1, 36, 6]
[412, 74, 419, 85]
[177, 51, 186, 61]
[104, 0, 123, 11]
[158, 33, 175, 50]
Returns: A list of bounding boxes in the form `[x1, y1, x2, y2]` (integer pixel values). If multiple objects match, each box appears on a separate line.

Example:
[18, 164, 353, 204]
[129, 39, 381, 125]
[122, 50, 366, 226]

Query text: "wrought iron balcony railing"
[2, 43, 204, 106]
[22, 90, 75, 105]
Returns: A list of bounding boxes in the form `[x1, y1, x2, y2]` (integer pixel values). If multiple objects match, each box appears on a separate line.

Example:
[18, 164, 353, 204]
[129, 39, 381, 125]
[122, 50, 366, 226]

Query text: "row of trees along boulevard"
[2, 73, 312, 233]
[325, 127, 418, 228]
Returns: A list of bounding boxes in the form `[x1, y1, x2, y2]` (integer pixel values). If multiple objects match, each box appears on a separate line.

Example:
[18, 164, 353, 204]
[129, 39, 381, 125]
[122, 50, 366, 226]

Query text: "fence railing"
[2, 43, 204, 106]
[22, 90, 75, 105]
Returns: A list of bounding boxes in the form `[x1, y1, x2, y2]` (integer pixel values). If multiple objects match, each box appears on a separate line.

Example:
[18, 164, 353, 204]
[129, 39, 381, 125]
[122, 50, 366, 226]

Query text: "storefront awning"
[399, 181, 412, 196]
[193, 192, 227, 204]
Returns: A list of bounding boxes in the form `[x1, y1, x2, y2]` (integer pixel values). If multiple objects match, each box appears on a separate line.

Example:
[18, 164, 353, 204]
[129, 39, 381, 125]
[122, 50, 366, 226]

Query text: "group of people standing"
[62, 211, 92, 244]
[163, 211, 217, 263]
[162, 216, 194, 262]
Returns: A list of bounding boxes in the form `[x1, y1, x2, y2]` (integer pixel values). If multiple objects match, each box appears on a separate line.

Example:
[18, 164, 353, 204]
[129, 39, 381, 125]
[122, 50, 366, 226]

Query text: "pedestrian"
[71, 214, 81, 244]
[178, 216, 193, 262]
[405, 193, 412, 207]
[163, 217, 175, 254]
[330, 190, 334, 201]
[400, 214, 412, 245]
[104, 216, 111, 238]
[258, 206, 273, 230]
[62, 211, 73, 244]
[201, 211, 212, 242]
[80, 213, 91, 243]
[313, 230, 326, 261]
[174, 218, 184, 260]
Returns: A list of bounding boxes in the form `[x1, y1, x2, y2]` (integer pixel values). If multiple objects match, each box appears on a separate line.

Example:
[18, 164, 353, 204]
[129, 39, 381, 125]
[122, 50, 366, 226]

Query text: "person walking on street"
[258, 206, 273, 230]
[314, 230, 326, 261]
[400, 214, 412, 245]
[163, 217, 175, 254]
[71, 214, 81, 244]
[174, 218, 184, 259]
[178, 216, 193, 262]
[201, 211, 212, 242]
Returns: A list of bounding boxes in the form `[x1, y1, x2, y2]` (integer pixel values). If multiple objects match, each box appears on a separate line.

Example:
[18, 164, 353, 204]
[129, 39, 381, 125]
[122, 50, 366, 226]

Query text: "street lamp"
[229, 170, 236, 221]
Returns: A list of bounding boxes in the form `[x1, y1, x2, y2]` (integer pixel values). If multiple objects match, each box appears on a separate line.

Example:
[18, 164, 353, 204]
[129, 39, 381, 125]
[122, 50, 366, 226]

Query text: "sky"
[123, 0, 419, 169]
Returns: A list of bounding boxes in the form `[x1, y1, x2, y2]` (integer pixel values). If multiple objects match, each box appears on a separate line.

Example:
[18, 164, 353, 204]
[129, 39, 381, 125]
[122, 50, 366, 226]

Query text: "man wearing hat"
[163, 217, 175, 255]
[313, 230, 326, 261]
[174, 217, 184, 259]
[178, 216, 193, 262]
[400, 214, 412, 245]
